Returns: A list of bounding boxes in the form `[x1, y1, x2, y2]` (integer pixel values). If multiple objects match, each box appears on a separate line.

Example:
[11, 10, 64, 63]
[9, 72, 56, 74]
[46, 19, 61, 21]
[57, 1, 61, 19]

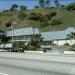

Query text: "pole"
[11, 21, 16, 51]
[12, 25, 14, 44]
[11, 25, 14, 52]
[33, 27, 35, 35]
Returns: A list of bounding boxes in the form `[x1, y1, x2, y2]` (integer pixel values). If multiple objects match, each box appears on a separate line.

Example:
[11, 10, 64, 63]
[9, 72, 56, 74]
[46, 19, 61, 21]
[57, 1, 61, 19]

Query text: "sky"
[0, 0, 75, 10]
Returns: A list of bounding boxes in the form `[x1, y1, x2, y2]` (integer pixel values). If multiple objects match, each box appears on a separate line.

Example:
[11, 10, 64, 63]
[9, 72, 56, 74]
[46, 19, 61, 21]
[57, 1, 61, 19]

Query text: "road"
[0, 52, 75, 75]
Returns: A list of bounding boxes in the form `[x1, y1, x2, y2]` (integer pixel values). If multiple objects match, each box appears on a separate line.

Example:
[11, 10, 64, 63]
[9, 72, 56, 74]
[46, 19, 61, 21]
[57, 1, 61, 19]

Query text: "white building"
[6, 27, 75, 46]
[0, 9, 4, 13]
[42, 27, 75, 46]
[6, 27, 41, 42]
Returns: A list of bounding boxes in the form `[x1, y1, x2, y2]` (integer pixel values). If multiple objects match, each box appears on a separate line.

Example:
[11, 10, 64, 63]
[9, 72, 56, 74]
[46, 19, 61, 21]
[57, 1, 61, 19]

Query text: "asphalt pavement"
[0, 52, 75, 75]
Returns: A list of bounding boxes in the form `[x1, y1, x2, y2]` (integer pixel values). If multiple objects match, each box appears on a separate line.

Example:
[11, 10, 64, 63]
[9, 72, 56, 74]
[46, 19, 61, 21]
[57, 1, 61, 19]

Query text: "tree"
[67, 32, 75, 51]
[18, 11, 27, 20]
[1, 36, 10, 44]
[45, 0, 50, 7]
[61, 5, 65, 7]
[34, 6, 39, 8]
[54, 0, 61, 7]
[66, 3, 75, 10]
[67, 32, 75, 39]
[39, 0, 45, 7]
[12, 41, 25, 52]
[30, 34, 43, 49]
[10, 4, 18, 11]
[20, 5, 27, 11]
[69, 44, 75, 51]
[5, 22, 11, 27]
[39, 0, 50, 7]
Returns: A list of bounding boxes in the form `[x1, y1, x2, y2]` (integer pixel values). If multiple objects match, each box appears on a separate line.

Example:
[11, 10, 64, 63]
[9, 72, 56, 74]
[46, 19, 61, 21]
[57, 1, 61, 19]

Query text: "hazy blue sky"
[0, 0, 75, 9]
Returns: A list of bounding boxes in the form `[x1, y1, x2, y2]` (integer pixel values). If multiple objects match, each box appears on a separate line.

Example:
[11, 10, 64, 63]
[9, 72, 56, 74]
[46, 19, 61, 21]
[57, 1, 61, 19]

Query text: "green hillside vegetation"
[0, 3, 75, 31]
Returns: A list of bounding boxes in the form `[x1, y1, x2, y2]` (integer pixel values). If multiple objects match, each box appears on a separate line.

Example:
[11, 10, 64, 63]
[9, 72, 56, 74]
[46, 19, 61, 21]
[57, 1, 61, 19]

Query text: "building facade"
[5, 27, 75, 46]
[6, 27, 41, 42]
[42, 27, 75, 46]
[0, 30, 5, 43]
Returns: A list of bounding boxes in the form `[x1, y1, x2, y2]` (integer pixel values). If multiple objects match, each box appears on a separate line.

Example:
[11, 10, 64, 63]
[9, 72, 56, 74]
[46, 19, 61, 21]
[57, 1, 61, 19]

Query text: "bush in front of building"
[27, 34, 42, 51]
[69, 44, 75, 51]
[28, 45, 36, 50]
[12, 41, 25, 52]
[29, 41, 40, 50]
[64, 43, 70, 46]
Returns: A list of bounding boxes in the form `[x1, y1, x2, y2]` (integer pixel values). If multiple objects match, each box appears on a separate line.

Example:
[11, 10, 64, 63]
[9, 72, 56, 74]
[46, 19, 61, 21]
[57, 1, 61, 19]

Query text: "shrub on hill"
[51, 19, 62, 26]
[28, 13, 42, 21]
[46, 12, 57, 20]
[66, 3, 75, 10]
[18, 11, 27, 20]
[40, 21, 49, 28]
[39, 16, 47, 22]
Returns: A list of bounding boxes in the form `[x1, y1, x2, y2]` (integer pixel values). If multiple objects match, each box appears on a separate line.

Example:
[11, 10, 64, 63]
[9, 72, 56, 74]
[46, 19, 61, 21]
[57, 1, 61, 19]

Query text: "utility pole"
[12, 22, 16, 44]
[11, 21, 16, 52]
[12, 25, 14, 45]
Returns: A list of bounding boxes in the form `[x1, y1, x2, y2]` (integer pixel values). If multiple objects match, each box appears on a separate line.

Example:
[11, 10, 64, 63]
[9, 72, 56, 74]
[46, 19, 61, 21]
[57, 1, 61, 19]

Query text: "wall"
[53, 40, 75, 46]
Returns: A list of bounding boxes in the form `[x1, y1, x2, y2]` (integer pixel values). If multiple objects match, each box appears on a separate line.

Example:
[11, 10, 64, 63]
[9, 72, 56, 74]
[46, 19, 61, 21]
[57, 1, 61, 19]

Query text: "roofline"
[43, 38, 71, 41]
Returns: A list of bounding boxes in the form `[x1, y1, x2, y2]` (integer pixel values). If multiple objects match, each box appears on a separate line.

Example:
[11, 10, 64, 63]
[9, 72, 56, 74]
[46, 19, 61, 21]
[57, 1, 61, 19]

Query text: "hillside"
[0, 3, 75, 31]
